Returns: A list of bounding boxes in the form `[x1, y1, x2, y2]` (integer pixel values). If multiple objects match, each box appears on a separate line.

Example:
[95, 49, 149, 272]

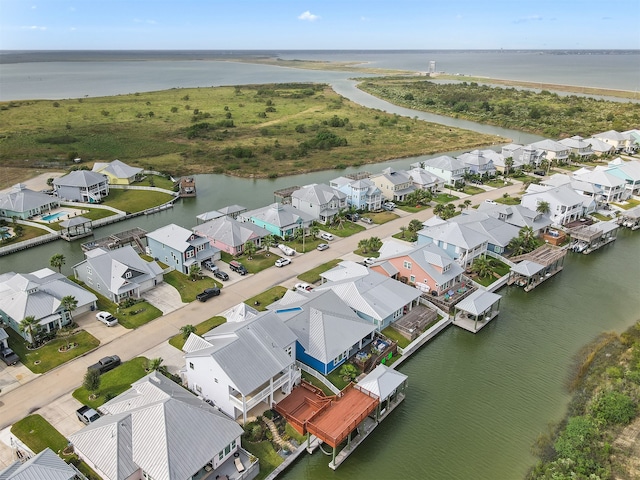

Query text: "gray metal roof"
[243, 203, 315, 229]
[71, 372, 243, 480]
[418, 222, 488, 250]
[291, 183, 346, 205]
[511, 260, 545, 276]
[92, 159, 142, 179]
[59, 216, 91, 228]
[0, 185, 58, 214]
[196, 210, 224, 222]
[586, 137, 615, 153]
[147, 223, 211, 253]
[422, 155, 466, 172]
[455, 289, 501, 316]
[193, 216, 270, 248]
[53, 170, 108, 188]
[0, 447, 78, 480]
[358, 364, 407, 401]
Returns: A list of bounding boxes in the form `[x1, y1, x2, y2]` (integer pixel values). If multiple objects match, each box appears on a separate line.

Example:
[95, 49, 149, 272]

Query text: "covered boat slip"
[452, 289, 502, 334]
[568, 220, 619, 254]
[509, 244, 567, 291]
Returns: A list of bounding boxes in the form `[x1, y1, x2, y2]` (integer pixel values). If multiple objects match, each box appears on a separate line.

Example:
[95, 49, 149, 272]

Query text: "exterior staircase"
[263, 416, 297, 452]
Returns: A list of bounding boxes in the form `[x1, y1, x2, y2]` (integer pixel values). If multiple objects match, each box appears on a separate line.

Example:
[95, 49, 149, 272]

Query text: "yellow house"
[92, 159, 143, 185]
[369, 167, 415, 202]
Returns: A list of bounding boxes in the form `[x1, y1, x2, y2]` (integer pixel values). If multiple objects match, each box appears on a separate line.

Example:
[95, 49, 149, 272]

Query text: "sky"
[1, 0, 639, 51]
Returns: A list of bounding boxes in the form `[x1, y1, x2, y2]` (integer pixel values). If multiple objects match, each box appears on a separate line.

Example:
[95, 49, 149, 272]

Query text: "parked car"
[361, 217, 373, 224]
[275, 257, 291, 267]
[96, 311, 118, 327]
[319, 232, 334, 241]
[277, 244, 296, 256]
[229, 260, 248, 275]
[202, 260, 218, 273]
[196, 287, 221, 302]
[316, 243, 330, 251]
[363, 257, 377, 266]
[484, 199, 497, 205]
[76, 405, 100, 425]
[213, 270, 229, 281]
[1, 347, 19, 366]
[345, 212, 360, 222]
[382, 202, 395, 211]
[88, 355, 121, 374]
[294, 282, 313, 292]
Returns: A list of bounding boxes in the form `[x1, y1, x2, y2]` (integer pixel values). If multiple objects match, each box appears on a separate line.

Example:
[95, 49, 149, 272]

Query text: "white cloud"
[23, 25, 46, 30]
[298, 11, 320, 22]
[514, 14, 543, 24]
[30, 5, 36, 9]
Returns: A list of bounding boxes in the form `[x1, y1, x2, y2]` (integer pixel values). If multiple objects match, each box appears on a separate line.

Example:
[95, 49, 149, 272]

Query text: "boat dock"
[81, 227, 147, 253]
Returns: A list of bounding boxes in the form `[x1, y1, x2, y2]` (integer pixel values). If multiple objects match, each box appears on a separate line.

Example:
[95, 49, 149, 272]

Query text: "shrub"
[591, 391, 636, 425]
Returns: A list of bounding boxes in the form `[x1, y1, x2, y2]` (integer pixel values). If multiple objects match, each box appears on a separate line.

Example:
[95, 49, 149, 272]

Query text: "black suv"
[229, 261, 248, 275]
[88, 355, 121, 374]
[214, 270, 229, 281]
[196, 287, 221, 302]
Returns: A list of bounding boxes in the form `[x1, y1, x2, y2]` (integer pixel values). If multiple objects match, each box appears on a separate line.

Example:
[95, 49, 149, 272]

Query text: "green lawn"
[396, 204, 430, 213]
[461, 185, 485, 195]
[433, 193, 458, 203]
[102, 188, 174, 213]
[495, 196, 521, 205]
[133, 174, 175, 190]
[301, 371, 336, 396]
[354, 249, 380, 258]
[169, 316, 226, 350]
[244, 286, 288, 311]
[76, 207, 118, 222]
[73, 357, 149, 408]
[242, 441, 283, 480]
[297, 259, 342, 284]
[326, 365, 359, 390]
[0, 223, 51, 245]
[591, 212, 612, 222]
[163, 270, 220, 302]
[283, 237, 323, 254]
[381, 326, 412, 349]
[6, 327, 99, 374]
[485, 179, 513, 188]
[220, 251, 278, 273]
[612, 198, 640, 210]
[323, 221, 366, 237]
[285, 423, 306, 444]
[367, 211, 400, 223]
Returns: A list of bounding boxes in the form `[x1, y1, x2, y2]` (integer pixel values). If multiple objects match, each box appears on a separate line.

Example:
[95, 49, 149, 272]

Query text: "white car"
[363, 257, 377, 266]
[96, 311, 118, 327]
[294, 282, 314, 292]
[316, 243, 330, 251]
[275, 257, 292, 267]
[319, 232, 334, 241]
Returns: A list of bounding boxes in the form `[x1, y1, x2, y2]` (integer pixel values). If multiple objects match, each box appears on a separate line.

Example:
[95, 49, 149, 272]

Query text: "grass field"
[323, 221, 366, 237]
[102, 188, 174, 213]
[297, 258, 342, 284]
[163, 270, 220, 302]
[244, 286, 288, 311]
[169, 316, 226, 350]
[0, 84, 503, 179]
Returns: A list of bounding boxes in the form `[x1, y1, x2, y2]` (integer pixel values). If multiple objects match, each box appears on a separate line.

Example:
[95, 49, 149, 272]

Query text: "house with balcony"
[406, 167, 445, 192]
[416, 220, 488, 268]
[73, 246, 163, 304]
[0, 268, 96, 344]
[572, 168, 627, 203]
[291, 183, 347, 225]
[0, 448, 84, 480]
[605, 159, 640, 197]
[541, 173, 603, 212]
[52, 170, 109, 203]
[585, 137, 616, 156]
[370, 242, 464, 296]
[92, 159, 143, 185]
[457, 150, 497, 177]
[193, 215, 270, 256]
[416, 155, 468, 186]
[240, 203, 314, 239]
[592, 130, 637, 154]
[183, 310, 300, 424]
[450, 211, 521, 255]
[0, 184, 60, 220]
[521, 184, 586, 225]
[268, 289, 377, 375]
[314, 261, 422, 331]
[370, 168, 416, 202]
[529, 139, 570, 163]
[500, 143, 546, 168]
[476, 203, 552, 236]
[330, 176, 383, 211]
[558, 135, 594, 159]
[70, 372, 255, 480]
[146, 223, 220, 275]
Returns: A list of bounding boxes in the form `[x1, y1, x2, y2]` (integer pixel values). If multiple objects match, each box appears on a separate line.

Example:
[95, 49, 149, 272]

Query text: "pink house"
[192, 216, 270, 255]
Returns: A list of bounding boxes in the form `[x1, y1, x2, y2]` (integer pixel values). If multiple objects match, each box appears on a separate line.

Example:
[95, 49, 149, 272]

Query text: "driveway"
[141, 282, 187, 315]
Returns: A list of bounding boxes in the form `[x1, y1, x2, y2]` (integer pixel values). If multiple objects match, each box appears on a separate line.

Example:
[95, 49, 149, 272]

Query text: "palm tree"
[333, 209, 346, 230]
[262, 234, 275, 253]
[180, 324, 196, 340]
[146, 357, 167, 374]
[399, 225, 407, 239]
[61, 295, 78, 321]
[50, 253, 66, 273]
[463, 199, 472, 210]
[471, 257, 493, 279]
[443, 204, 456, 219]
[19, 315, 40, 346]
[309, 222, 320, 239]
[504, 157, 514, 178]
[367, 236, 382, 253]
[189, 264, 201, 280]
[458, 203, 465, 213]
[358, 238, 369, 254]
[433, 203, 446, 217]
[408, 219, 423, 233]
[536, 200, 551, 215]
[244, 241, 257, 260]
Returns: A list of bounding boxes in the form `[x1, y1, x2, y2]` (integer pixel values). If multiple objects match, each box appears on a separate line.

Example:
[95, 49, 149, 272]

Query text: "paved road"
[0, 181, 524, 430]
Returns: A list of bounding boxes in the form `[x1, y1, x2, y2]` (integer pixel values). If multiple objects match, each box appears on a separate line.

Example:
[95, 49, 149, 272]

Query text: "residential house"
[196, 209, 224, 224]
[92, 159, 143, 185]
[239, 203, 314, 239]
[330, 176, 383, 211]
[457, 150, 497, 177]
[268, 289, 376, 375]
[585, 137, 615, 156]
[183, 311, 300, 423]
[53, 170, 109, 203]
[0, 184, 60, 220]
[370, 167, 416, 202]
[0, 447, 84, 480]
[572, 168, 627, 203]
[70, 372, 254, 480]
[406, 167, 445, 192]
[416, 220, 488, 268]
[416, 155, 468, 186]
[592, 130, 637, 153]
[476, 203, 552, 236]
[500, 143, 546, 168]
[73, 246, 163, 303]
[370, 242, 464, 295]
[605, 159, 640, 196]
[521, 184, 586, 225]
[0, 268, 97, 344]
[558, 135, 594, 159]
[529, 139, 570, 163]
[314, 261, 422, 331]
[193, 215, 270, 256]
[217, 204, 248, 219]
[450, 211, 521, 255]
[291, 183, 347, 225]
[541, 173, 603, 212]
[146, 223, 220, 275]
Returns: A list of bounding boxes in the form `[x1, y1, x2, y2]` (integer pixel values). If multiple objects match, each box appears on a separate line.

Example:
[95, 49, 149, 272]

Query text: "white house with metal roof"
[183, 311, 300, 424]
[585, 137, 615, 156]
[240, 203, 315, 239]
[416, 221, 488, 268]
[92, 159, 143, 185]
[192, 215, 270, 256]
[415, 155, 468, 186]
[314, 261, 422, 331]
[500, 143, 546, 168]
[146, 223, 220, 275]
[406, 167, 446, 192]
[605, 159, 640, 197]
[521, 184, 586, 225]
[268, 289, 377, 375]
[558, 135, 594, 159]
[0, 268, 97, 343]
[457, 150, 497, 177]
[73, 246, 163, 304]
[450, 211, 521, 255]
[529, 139, 570, 163]
[476, 203, 552, 236]
[291, 183, 347, 225]
[592, 130, 637, 153]
[0, 184, 60, 220]
[53, 170, 109, 203]
[330, 176, 383, 211]
[70, 372, 253, 480]
[0, 447, 84, 480]
[572, 168, 627, 202]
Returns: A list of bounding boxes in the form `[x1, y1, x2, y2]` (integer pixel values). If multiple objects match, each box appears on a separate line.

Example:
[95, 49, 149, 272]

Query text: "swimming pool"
[41, 211, 68, 222]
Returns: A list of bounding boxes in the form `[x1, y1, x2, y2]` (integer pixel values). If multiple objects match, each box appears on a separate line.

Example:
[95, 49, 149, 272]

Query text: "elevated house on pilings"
[177, 176, 196, 197]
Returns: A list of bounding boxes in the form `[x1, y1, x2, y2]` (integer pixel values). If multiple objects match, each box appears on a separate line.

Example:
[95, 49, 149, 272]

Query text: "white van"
[278, 244, 296, 256]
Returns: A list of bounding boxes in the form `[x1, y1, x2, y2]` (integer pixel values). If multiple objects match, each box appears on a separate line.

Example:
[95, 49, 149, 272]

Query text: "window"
[410, 275, 415, 283]
[214, 378, 218, 383]
[231, 440, 236, 449]
[224, 444, 231, 455]
[86, 266, 92, 275]
[219, 451, 224, 461]
[285, 346, 293, 357]
[125, 271, 132, 279]
[403, 261, 412, 269]
[189, 362, 194, 369]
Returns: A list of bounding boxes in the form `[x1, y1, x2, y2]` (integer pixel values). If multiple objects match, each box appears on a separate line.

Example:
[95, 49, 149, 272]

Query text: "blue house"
[146, 223, 220, 275]
[417, 218, 488, 268]
[330, 176, 383, 211]
[269, 289, 376, 375]
[240, 203, 314, 239]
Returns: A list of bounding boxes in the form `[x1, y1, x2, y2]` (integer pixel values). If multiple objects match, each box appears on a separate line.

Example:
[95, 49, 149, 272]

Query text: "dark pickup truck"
[196, 287, 221, 302]
[88, 355, 121, 374]
[76, 405, 100, 425]
[1, 347, 19, 366]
